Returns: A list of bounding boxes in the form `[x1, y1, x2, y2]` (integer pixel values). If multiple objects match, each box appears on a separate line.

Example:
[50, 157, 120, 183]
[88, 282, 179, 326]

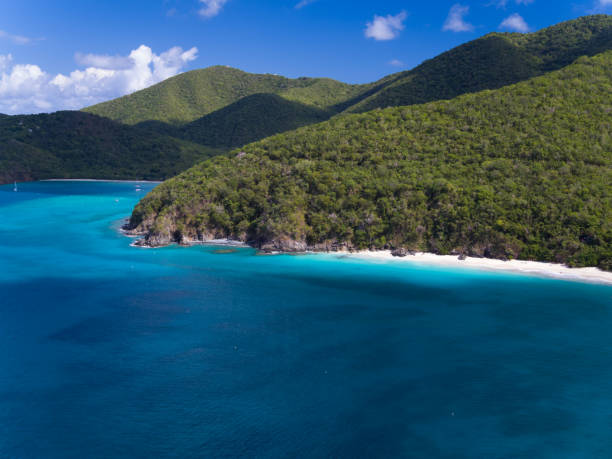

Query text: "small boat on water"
[13, 182, 18, 192]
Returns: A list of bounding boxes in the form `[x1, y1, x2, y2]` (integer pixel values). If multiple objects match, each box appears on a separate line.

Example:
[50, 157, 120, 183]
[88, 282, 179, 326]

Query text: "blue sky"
[0, 0, 610, 114]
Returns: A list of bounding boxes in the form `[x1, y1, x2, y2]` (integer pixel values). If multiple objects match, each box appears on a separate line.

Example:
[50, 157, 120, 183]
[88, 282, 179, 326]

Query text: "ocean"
[1, 181, 611, 458]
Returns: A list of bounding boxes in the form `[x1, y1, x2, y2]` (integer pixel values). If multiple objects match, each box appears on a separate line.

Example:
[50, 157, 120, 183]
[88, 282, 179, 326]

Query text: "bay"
[1, 181, 611, 458]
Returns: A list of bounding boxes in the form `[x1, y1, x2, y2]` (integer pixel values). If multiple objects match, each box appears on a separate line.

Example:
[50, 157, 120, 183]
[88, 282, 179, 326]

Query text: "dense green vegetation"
[344, 15, 612, 113]
[178, 94, 330, 149]
[128, 51, 612, 270]
[0, 112, 218, 183]
[84, 15, 612, 127]
[84, 66, 364, 125]
[81, 15, 611, 156]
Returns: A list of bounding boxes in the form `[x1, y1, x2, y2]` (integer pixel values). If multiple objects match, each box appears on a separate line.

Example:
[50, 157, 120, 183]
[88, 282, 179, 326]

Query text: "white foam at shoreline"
[334, 251, 612, 285]
[187, 239, 248, 247]
[118, 225, 612, 286]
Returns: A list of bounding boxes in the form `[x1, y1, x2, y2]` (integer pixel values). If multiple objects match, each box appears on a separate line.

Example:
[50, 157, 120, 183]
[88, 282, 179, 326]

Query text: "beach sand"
[337, 251, 612, 285]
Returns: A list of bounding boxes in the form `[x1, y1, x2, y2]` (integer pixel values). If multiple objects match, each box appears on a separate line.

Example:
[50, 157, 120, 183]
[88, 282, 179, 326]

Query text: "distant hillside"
[0, 112, 218, 184]
[84, 66, 364, 125]
[7, 15, 610, 193]
[83, 16, 611, 148]
[178, 94, 330, 149]
[342, 15, 612, 113]
[127, 51, 612, 270]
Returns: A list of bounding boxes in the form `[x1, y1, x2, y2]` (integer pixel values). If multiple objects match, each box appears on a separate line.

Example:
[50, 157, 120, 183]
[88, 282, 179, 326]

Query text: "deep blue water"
[1, 181, 611, 458]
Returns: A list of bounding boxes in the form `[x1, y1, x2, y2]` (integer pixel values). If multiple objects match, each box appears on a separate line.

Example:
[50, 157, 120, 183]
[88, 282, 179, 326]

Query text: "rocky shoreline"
[122, 224, 356, 253]
[120, 222, 612, 285]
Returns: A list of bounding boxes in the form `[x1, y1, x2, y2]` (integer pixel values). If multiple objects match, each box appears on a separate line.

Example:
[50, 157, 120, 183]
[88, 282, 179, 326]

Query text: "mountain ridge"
[83, 66, 365, 125]
[0, 111, 218, 184]
[126, 50, 612, 270]
[2, 15, 611, 189]
[84, 15, 612, 127]
[344, 14, 612, 113]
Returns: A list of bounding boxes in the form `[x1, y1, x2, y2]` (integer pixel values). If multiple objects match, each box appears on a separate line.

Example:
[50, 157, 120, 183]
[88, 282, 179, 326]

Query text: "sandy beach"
[336, 250, 612, 285]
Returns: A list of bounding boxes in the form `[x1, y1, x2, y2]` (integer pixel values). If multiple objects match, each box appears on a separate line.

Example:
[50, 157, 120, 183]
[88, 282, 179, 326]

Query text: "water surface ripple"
[1, 181, 611, 458]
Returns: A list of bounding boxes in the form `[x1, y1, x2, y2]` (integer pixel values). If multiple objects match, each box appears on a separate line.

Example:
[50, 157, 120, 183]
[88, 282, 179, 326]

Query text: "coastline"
[335, 250, 612, 285]
[125, 228, 612, 285]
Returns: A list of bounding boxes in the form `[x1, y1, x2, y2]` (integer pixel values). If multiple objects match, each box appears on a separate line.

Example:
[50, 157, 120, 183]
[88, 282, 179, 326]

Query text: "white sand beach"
[338, 251, 612, 285]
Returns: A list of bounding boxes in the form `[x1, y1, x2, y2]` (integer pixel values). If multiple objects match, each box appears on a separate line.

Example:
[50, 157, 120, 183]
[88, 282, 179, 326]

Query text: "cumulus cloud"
[0, 54, 13, 72]
[199, 0, 228, 18]
[443, 4, 474, 32]
[389, 59, 404, 67]
[74, 52, 134, 70]
[0, 45, 198, 115]
[365, 11, 407, 41]
[499, 13, 530, 32]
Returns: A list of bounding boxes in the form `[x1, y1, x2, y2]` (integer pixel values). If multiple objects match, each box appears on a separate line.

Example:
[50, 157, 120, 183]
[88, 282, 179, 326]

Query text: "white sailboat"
[13, 181, 18, 192]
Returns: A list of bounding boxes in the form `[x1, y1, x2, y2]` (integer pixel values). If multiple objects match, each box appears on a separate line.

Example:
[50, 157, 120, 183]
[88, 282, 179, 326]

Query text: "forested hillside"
[84, 15, 612, 127]
[81, 16, 611, 154]
[127, 51, 612, 270]
[343, 15, 612, 113]
[178, 94, 330, 149]
[0, 112, 217, 183]
[83, 66, 364, 125]
[2, 16, 610, 193]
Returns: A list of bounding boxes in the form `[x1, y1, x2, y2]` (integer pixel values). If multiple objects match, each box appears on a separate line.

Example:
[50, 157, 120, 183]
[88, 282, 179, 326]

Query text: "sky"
[0, 0, 610, 114]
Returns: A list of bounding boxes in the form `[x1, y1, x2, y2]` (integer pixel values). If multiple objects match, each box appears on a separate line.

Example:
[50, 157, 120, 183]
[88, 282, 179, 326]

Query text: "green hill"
[179, 93, 330, 149]
[84, 66, 364, 125]
[0, 112, 218, 184]
[82, 16, 611, 149]
[6, 15, 610, 196]
[342, 15, 612, 113]
[126, 51, 612, 270]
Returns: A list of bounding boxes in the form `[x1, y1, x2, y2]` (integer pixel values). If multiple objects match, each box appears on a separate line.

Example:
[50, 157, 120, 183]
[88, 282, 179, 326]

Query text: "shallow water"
[1, 181, 611, 458]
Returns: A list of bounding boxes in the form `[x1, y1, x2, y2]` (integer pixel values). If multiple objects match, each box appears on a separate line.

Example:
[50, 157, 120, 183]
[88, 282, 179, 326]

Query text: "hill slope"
[342, 14, 612, 113]
[0, 112, 218, 184]
[84, 66, 363, 125]
[178, 93, 330, 149]
[82, 16, 611, 143]
[127, 51, 612, 270]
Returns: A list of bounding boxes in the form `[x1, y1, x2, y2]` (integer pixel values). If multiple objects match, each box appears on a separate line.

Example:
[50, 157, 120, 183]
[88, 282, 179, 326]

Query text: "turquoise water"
[1, 181, 611, 458]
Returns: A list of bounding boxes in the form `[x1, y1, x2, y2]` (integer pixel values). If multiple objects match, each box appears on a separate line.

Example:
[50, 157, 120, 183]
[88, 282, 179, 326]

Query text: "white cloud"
[365, 11, 407, 41]
[152, 46, 199, 81]
[295, 0, 318, 8]
[389, 59, 404, 67]
[0, 30, 33, 45]
[594, 0, 612, 9]
[443, 4, 474, 32]
[490, 0, 534, 7]
[0, 45, 198, 115]
[0, 54, 13, 72]
[499, 13, 530, 32]
[74, 52, 133, 70]
[199, 0, 228, 18]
